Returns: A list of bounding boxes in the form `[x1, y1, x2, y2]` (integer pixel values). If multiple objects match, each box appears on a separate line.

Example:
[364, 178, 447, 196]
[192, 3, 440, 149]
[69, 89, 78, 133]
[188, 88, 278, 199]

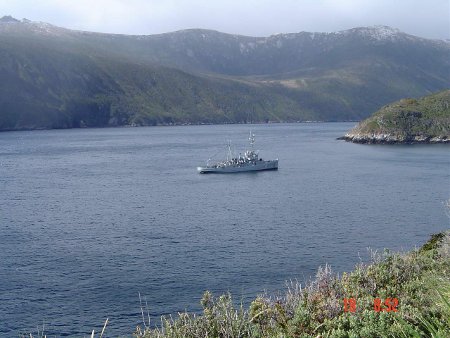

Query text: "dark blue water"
[0, 123, 449, 336]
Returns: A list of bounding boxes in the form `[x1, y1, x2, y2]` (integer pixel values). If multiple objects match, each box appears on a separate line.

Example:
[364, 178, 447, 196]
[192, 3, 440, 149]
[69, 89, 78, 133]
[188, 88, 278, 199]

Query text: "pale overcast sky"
[1, 0, 449, 39]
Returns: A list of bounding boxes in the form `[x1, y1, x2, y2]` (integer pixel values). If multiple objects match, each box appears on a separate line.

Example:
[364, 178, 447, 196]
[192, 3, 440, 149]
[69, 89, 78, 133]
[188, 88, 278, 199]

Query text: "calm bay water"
[0, 123, 449, 336]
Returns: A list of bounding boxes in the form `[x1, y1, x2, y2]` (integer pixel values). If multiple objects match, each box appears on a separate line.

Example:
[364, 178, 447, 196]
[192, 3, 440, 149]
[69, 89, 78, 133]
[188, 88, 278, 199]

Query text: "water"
[0, 123, 449, 336]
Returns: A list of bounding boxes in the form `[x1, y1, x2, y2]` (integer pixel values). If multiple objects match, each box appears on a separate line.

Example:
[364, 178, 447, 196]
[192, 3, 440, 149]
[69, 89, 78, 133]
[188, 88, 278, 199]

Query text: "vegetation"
[127, 231, 450, 338]
[1, 18, 450, 131]
[342, 90, 450, 143]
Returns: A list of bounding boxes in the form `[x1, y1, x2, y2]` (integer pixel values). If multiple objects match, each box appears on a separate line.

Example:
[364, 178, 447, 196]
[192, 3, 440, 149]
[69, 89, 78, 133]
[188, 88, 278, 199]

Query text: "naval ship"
[197, 132, 278, 173]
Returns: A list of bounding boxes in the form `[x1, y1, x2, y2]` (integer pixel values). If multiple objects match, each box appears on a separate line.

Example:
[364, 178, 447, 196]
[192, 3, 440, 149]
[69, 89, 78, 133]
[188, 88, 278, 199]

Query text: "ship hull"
[197, 160, 278, 174]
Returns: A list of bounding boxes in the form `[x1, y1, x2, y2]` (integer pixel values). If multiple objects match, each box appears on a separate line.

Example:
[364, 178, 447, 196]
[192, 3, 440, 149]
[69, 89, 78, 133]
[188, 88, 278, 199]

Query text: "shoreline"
[337, 134, 450, 144]
[0, 120, 360, 133]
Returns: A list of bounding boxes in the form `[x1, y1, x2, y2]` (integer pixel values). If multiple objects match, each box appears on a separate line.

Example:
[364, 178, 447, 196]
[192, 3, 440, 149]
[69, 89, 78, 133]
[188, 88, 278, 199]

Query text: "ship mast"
[227, 140, 233, 161]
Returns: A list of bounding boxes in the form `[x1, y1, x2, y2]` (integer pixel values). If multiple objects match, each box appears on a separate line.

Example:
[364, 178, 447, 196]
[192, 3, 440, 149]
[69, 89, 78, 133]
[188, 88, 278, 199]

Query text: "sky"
[1, 0, 449, 39]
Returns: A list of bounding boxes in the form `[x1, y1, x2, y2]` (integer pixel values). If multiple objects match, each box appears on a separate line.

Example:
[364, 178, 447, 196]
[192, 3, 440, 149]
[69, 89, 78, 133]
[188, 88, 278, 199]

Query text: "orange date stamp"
[343, 298, 398, 313]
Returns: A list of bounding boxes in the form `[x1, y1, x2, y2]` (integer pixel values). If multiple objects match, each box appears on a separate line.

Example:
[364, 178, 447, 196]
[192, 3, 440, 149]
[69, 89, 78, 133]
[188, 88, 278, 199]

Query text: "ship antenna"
[249, 131, 255, 150]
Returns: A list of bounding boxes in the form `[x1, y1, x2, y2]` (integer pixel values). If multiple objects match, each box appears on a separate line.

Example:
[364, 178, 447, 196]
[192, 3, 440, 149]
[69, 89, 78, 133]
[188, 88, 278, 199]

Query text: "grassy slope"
[131, 231, 450, 338]
[344, 90, 450, 142]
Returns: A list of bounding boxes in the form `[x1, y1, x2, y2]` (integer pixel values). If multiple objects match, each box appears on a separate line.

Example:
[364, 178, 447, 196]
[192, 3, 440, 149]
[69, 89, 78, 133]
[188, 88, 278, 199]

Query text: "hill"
[0, 21, 303, 130]
[340, 90, 450, 143]
[1, 17, 450, 130]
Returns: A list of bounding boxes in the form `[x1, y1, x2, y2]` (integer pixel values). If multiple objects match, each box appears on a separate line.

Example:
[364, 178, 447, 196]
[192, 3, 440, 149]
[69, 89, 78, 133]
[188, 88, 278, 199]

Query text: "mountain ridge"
[3, 17, 448, 42]
[2, 17, 448, 75]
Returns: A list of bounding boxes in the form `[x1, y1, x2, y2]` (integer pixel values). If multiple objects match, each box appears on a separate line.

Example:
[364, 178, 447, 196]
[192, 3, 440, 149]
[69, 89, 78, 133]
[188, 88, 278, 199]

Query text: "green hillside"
[341, 90, 450, 143]
[1, 17, 450, 130]
[0, 35, 306, 130]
